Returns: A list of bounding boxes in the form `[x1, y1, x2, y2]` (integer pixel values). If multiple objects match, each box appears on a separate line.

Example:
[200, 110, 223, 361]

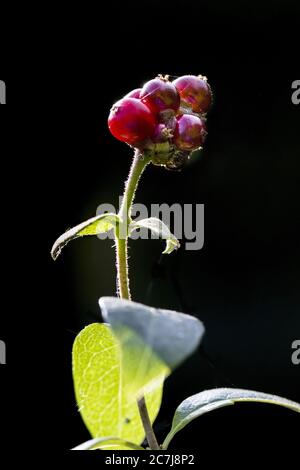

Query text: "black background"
[0, 0, 299, 459]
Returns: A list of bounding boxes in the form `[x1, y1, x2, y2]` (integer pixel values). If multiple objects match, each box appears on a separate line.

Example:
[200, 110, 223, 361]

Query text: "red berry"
[108, 97, 156, 146]
[140, 75, 180, 114]
[173, 114, 207, 151]
[124, 88, 142, 99]
[173, 75, 212, 114]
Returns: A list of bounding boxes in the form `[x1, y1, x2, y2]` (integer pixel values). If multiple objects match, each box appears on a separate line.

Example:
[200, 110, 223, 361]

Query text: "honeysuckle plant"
[51, 75, 300, 451]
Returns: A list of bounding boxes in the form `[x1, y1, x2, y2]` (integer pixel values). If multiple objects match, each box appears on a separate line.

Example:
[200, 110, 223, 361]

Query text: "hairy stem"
[116, 150, 150, 299]
[119, 150, 151, 228]
[115, 237, 131, 299]
[115, 150, 160, 450]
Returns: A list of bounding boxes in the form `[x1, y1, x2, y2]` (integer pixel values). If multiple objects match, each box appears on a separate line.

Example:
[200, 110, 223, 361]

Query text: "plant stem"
[116, 150, 150, 300]
[119, 150, 151, 230]
[115, 150, 160, 450]
[115, 237, 131, 299]
[137, 396, 160, 450]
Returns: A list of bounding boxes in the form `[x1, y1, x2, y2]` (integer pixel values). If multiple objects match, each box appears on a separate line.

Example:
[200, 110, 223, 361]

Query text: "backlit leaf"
[51, 213, 119, 260]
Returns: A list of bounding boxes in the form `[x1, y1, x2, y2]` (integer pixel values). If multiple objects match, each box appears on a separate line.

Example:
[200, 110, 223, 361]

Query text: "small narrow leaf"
[72, 437, 144, 450]
[51, 213, 119, 260]
[162, 387, 300, 449]
[129, 217, 180, 254]
[72, 323, 163, 447]
[99, 297, 204, 372]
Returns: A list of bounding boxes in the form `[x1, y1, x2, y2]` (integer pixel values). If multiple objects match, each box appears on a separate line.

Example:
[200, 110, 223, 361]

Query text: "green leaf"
[162, 387, 300, 448]
[99, 297, 204, 372]
[129, 217, 180, 254]
[72, 437, 144, 450]
[51, 213, 119, 260]
[73, 299, 204, 447]
[72, 323, 163, 447]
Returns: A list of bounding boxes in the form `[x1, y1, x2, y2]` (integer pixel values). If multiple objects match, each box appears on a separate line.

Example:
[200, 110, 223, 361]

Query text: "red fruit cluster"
[108, 74, 212, 169]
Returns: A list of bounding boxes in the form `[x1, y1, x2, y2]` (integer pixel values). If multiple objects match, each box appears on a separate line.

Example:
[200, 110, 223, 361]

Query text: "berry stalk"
[116, 150, 151, 299]
[115, 149, 160, 450]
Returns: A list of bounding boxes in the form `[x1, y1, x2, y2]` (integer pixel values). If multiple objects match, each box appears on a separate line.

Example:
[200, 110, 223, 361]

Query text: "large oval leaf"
[72, 323, 163, 447]
[99, 297, 205, 373]
[162, 387, 300, 448]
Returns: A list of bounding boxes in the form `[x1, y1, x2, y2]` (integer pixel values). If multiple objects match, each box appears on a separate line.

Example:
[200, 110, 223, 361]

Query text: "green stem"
[119, 150, 151, 226]
[137, 396, 160, 450]
[116, 150, 150, 299]
[115, 150, 160, 450]
[115, 237, 131, 299]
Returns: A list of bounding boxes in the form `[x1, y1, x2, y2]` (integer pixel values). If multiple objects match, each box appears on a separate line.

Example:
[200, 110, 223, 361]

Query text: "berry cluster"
[108, 74, 212, 170]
